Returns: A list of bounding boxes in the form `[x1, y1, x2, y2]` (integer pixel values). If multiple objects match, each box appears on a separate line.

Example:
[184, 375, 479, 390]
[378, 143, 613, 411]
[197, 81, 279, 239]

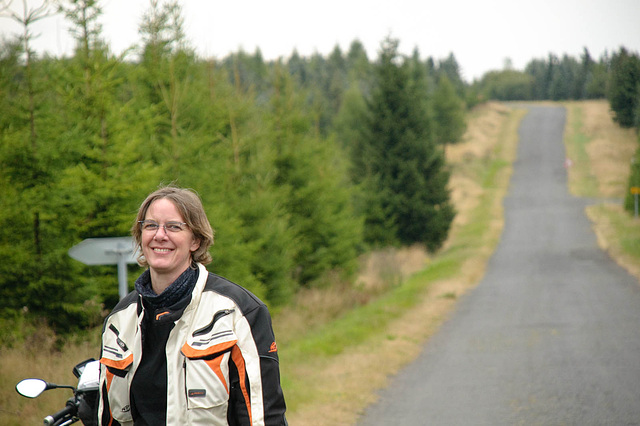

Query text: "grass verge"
[563, 100, 640, 282]
[564, 103, 599, 197]
[587, 204, 640, 280]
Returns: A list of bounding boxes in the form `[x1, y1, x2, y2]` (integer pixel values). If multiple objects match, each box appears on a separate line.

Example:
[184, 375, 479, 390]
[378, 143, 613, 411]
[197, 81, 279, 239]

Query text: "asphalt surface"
[357, 106, 640, 425]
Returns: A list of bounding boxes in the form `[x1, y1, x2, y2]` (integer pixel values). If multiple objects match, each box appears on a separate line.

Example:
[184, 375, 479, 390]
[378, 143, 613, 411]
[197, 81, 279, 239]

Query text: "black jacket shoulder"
[204, 273, 266, 315]
[101, 290, 139, 332]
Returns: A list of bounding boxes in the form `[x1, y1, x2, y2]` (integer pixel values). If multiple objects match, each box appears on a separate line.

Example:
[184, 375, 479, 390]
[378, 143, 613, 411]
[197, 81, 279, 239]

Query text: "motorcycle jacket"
[98, 263, 287, 425]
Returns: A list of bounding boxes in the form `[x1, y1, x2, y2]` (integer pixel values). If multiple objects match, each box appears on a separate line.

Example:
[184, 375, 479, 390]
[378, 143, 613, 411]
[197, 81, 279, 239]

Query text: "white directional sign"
[68, 237, 137, 265]
[69, 237, 139, 299]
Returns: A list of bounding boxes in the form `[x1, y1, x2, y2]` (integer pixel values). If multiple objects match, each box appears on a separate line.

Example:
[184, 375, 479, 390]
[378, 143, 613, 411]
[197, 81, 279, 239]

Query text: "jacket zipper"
[192, 309, 235, 337]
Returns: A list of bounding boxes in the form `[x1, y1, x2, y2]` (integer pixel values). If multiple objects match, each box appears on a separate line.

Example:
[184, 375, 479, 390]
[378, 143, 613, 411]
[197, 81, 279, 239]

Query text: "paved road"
[358, 106, 640, 425]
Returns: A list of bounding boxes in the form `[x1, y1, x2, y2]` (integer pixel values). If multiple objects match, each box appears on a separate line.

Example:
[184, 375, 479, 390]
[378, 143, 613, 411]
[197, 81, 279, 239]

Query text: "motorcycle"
[15, 358, 100, 426]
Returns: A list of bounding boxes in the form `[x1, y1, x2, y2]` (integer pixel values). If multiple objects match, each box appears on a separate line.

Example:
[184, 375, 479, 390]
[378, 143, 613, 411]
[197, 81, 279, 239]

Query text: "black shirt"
[130, 295, 191, 425]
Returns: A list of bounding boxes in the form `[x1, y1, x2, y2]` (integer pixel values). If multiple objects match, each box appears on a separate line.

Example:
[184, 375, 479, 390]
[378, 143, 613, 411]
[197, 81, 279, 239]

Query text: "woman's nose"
[154, 226, 169, 239]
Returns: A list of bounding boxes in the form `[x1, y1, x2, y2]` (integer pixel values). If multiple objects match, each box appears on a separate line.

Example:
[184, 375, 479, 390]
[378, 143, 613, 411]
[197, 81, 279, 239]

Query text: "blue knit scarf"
[135, 265, 198, 309]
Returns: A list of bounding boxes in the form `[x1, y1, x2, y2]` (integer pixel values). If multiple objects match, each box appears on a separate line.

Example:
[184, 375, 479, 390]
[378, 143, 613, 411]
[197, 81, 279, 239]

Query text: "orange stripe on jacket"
[155, 311, 171, 321]
[104, 369, 115, 426]
[231, 345, 252, 425]
[204, 355, 229, 393]
[181, 339, 237, 359]
[100, 354, 134, 371]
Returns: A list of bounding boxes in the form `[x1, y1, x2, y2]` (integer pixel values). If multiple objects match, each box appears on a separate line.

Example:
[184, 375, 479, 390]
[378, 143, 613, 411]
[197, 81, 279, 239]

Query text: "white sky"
[1, 0, 639, 82]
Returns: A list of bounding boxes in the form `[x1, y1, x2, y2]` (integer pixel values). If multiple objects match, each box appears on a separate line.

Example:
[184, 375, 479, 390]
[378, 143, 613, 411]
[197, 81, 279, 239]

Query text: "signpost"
[631, 187, 640, 218]
[68, 237, 138, 300]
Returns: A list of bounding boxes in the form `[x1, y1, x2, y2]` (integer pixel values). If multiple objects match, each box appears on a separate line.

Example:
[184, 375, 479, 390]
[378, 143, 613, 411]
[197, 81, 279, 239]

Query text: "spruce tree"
[608, 48, 640, 128]
[359, 37, 454, 250]
[432, 74, 467, 145]
[267, 65, 362, 287]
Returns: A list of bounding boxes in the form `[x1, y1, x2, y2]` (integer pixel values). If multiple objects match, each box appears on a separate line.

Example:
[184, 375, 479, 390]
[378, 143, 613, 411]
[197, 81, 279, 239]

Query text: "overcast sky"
[1, 0, 639, 82]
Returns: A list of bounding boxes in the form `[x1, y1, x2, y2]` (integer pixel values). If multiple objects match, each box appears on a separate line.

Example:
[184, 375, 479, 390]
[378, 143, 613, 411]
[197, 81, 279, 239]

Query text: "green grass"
[564, 104, 600, 197]
[593, 204, 640, 259]
[439, 292, 458, 299]
[620, 225, 640, 257]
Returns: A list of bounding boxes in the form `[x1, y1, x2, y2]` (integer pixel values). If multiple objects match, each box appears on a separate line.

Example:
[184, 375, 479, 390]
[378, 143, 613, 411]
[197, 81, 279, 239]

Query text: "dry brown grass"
[0, 329, 99, 425]
[445, 102, 516, 240]
[567, 100, 637, 198]
[273, 245, 428, 343]
[355, 245, 429, 291]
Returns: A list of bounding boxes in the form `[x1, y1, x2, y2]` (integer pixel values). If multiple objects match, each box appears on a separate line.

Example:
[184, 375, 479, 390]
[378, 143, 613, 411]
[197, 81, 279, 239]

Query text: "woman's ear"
[190, 237, 201, 253]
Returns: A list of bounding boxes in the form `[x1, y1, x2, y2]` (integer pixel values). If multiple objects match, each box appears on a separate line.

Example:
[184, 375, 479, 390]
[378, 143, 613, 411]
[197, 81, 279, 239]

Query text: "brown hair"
[132, 186, 214, 267]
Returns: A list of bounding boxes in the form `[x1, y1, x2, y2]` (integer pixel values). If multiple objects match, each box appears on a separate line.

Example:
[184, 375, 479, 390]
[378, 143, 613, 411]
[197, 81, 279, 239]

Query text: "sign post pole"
[69, 237, 138, 300]
[107, 248, 133, 300]
[631, 187, 640, 218]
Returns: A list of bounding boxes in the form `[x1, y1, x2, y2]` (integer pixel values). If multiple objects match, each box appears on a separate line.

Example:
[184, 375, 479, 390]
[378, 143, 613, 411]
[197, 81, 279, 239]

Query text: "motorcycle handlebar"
[44, 399, 77, 426]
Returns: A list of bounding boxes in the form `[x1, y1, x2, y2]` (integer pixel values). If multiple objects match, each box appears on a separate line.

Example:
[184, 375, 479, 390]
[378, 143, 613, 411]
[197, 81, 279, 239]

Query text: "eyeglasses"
[139, 220, 188, 233]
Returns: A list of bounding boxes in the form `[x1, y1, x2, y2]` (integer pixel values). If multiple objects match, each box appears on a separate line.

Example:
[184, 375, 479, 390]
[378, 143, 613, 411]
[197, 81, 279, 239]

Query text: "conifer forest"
[1, 0, 639, 336]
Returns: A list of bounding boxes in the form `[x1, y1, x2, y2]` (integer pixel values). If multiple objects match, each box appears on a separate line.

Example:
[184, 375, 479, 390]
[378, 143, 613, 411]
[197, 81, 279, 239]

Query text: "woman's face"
[141, 198, 200, 280]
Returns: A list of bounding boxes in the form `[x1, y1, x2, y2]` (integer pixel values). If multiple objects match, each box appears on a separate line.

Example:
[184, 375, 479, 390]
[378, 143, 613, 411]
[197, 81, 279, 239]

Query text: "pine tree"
[432, 74, 467, 145]
[525, 59, 549, 100]
[608, 47, 640, 128]
[359, 37, 455, 250]
[437, 53, 466, 98]
[267, 65, 362, 286]
[185, 59, 295, 304]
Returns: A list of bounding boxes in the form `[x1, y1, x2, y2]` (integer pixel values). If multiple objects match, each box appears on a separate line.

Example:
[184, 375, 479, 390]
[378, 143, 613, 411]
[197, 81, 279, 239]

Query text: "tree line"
[472, 46, 640, 217]
[0, 0, 465, 334]
[472, 48, 625, 104]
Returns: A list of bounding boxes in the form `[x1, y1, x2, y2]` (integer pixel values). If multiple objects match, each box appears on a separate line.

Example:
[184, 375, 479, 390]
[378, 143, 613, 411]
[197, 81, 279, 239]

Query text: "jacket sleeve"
[229, 303, 287, 426]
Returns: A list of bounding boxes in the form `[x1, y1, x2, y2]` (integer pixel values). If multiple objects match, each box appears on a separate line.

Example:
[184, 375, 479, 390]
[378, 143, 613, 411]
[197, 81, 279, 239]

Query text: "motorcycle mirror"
[77, 360, 100, 392]
[73, 357, 97, 379]
[15, 378, 49, 398]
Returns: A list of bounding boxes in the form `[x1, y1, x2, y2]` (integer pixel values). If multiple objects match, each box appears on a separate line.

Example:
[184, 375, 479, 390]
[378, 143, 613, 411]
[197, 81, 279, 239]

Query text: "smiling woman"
[90, 185, 288, 426]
